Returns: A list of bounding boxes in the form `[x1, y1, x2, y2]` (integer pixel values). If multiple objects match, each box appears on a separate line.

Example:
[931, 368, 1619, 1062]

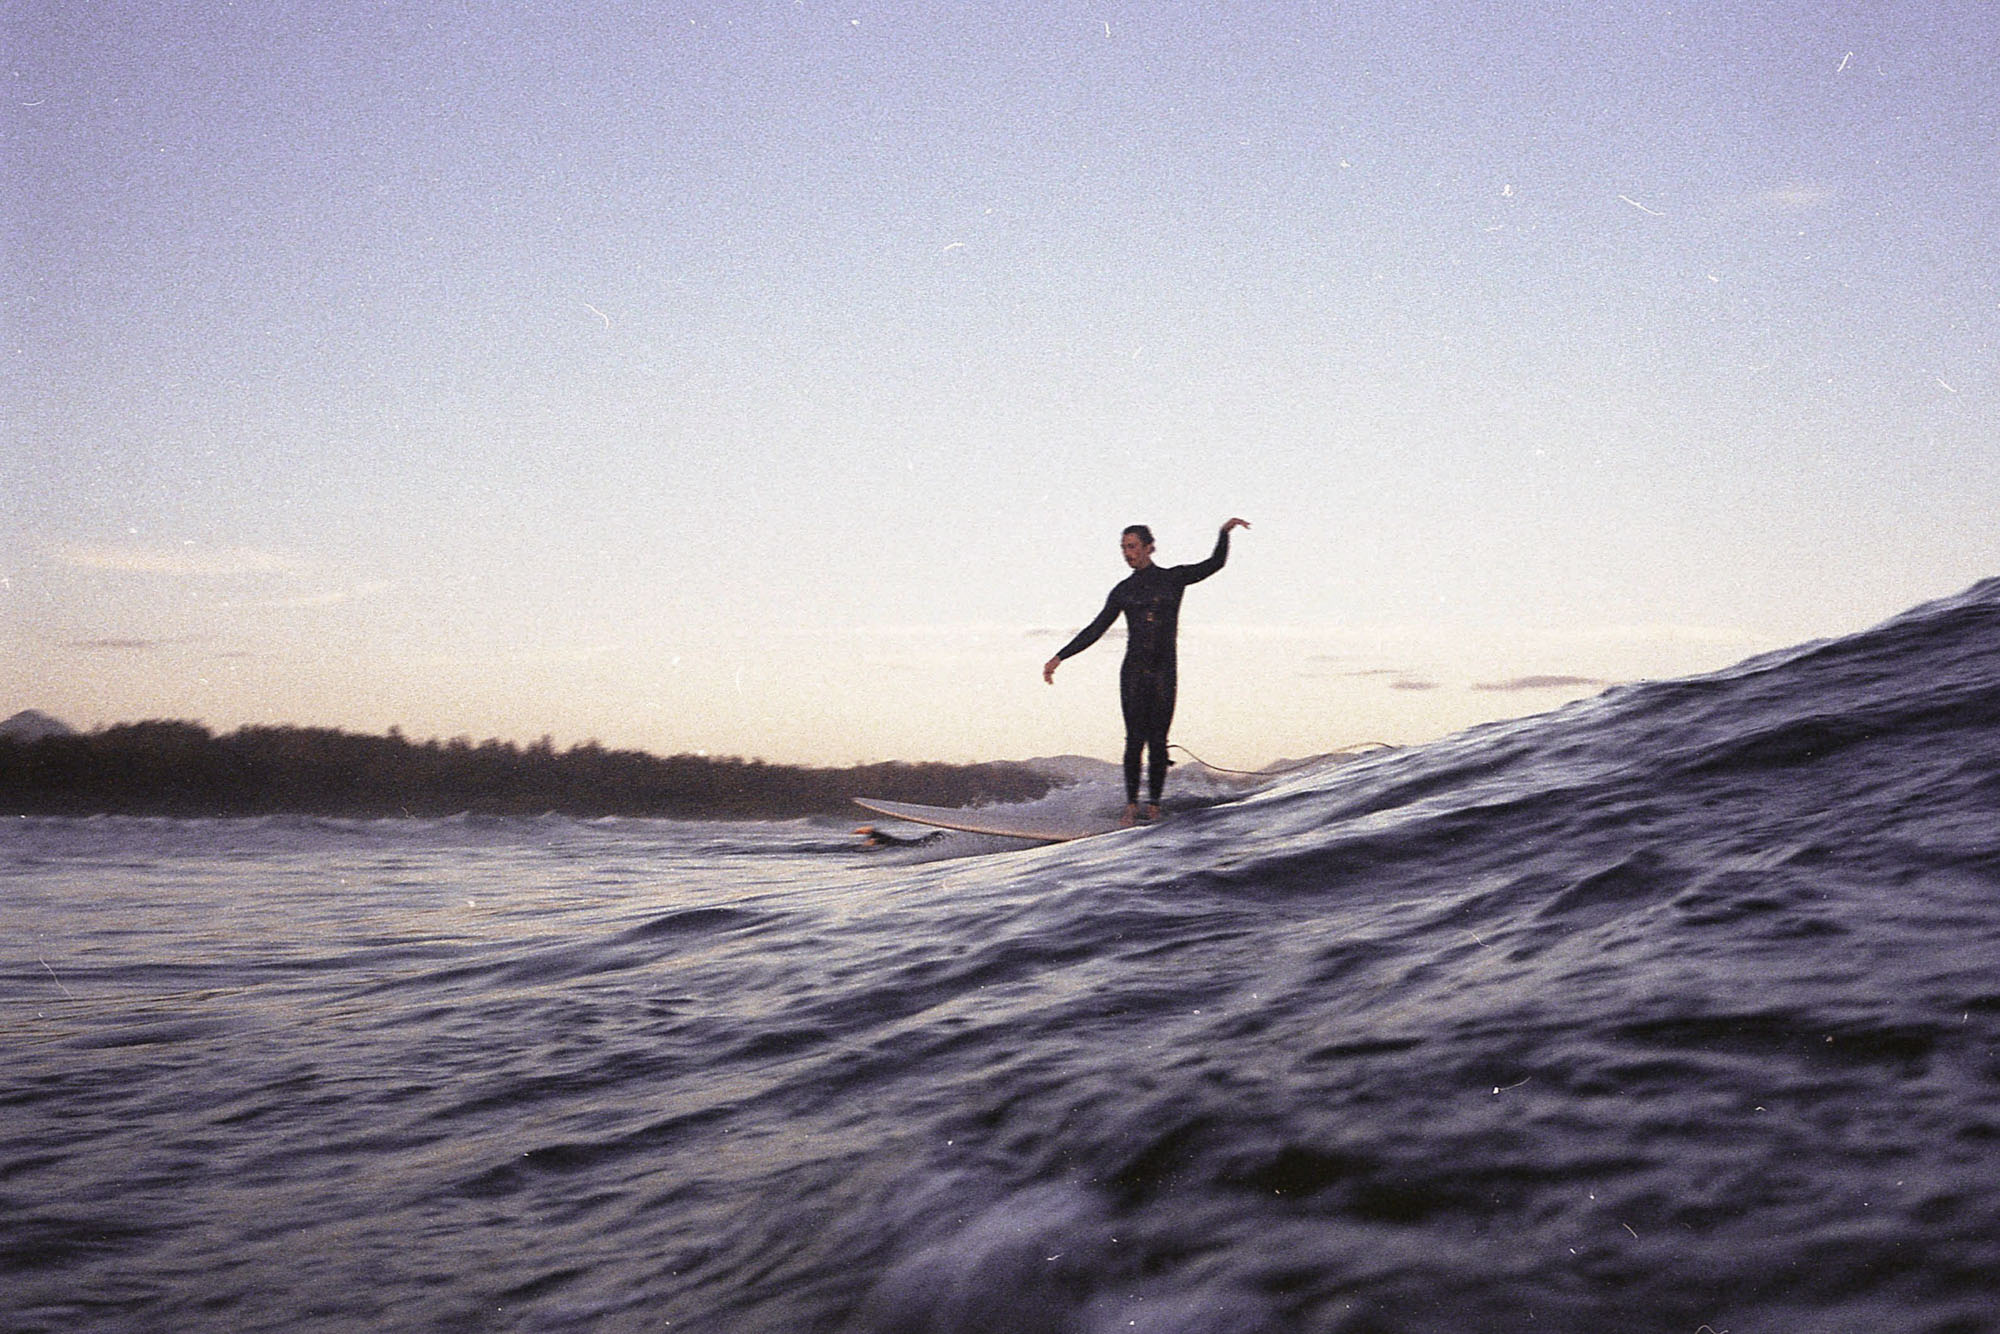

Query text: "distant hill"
[0, 718, 1376, 816]
[0, 710, 74, 741]
[0, 719, 1061, 818]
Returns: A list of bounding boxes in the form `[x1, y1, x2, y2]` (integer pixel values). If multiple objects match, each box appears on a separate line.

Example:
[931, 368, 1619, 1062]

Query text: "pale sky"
[6, 1, 1996, 767]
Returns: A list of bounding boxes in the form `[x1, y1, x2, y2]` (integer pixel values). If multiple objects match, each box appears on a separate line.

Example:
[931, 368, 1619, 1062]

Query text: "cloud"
[68, 637, 161, 651]
[1756, 184, 1833, 210]
[1471, 674, 1610, 693]
[256, 591, 355, 610]
[1321, 665, 1438, 690]
[233, 579, 397, 611]
[409, 642, 623, 671]
[1293, 661, 1441, 689]
[58, 543, 292, 576]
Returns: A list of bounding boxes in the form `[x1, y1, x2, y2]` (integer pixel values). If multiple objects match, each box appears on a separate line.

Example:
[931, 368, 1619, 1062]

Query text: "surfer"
[1043, 517, 1250, 825]
[853, 824, 942, 849]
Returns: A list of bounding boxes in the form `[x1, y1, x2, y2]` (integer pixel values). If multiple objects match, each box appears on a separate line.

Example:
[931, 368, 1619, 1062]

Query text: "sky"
[5, 0, 1996, 768]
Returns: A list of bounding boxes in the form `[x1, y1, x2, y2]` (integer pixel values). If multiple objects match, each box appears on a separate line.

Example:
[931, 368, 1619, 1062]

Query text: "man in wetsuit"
[1043, 518, 1251, 825]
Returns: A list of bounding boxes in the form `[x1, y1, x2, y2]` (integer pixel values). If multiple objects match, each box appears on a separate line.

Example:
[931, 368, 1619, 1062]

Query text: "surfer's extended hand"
[1221, 517, 1251, 534]
[1043, 656, 1062, 684]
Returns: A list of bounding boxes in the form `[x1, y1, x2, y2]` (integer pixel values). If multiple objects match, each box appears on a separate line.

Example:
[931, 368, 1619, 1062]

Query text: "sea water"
[5, 579, 2000, 1333]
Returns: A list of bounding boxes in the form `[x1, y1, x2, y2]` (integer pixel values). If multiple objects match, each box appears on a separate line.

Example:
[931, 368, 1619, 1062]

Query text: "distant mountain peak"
[1, 710, 75, 740]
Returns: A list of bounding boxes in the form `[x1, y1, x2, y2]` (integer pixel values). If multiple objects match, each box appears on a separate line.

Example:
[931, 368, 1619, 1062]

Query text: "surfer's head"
[1121, 525, 1155, 569]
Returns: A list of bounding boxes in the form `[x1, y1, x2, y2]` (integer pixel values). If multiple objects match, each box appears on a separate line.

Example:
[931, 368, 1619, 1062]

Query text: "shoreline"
[0, 720, 1062, 823]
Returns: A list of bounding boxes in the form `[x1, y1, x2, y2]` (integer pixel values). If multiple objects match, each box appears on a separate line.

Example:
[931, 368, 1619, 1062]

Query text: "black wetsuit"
[1054, 528, 1230, 805]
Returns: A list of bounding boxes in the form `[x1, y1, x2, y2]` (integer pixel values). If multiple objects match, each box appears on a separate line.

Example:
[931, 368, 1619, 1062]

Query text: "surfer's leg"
[1119, 661, 1148, 806]
[1146, 737, 1169, 806]
[1145, 669, 1177, 806]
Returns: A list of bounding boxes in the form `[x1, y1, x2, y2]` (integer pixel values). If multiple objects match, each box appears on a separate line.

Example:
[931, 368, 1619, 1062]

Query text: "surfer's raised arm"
[1181, 517, 1252, 586]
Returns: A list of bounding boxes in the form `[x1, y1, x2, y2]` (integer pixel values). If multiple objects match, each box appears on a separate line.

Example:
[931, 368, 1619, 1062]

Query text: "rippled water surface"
[7, 580, 2000, 1332]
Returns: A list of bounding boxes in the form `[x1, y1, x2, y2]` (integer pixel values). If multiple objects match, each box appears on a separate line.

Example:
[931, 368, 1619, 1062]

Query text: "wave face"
[5, 579, 2000, 1333]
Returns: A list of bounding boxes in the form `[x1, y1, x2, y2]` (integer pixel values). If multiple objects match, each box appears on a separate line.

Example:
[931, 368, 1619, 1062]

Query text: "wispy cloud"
[1756, 184, 1834, 210]
[1471, 674, 1610, 693]
[1320, 665, 1439, 691]
[1553, 623, 1759, 648]
[68, 637, 162, 651]
[1295, 661, 1442, 691]
[58, 543, 292, 576]
[256, 591, 354, 610]
[409, 642, 623, 671]
[230, 579, 397, 611]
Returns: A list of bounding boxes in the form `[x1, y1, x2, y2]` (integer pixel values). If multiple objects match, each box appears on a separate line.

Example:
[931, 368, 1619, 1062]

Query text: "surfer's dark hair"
[1122, 524, 1154, 545]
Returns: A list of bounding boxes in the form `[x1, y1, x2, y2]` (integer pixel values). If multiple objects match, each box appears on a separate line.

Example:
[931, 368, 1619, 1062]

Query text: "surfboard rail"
[852, 796, 1125, 842]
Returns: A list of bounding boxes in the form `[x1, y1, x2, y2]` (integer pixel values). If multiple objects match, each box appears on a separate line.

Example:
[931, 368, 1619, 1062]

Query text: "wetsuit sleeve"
[1055, 590, 1122, 660]
[1175, 526, 1231, 585]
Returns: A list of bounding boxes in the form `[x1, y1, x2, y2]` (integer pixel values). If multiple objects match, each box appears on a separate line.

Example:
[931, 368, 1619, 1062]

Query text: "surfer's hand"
[1221, 517, 1250, 534]
[1043, 656, 1061, 684]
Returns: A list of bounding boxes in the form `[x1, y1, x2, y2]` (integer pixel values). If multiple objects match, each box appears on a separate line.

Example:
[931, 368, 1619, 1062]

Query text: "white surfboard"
[852, 797, 1128, 842]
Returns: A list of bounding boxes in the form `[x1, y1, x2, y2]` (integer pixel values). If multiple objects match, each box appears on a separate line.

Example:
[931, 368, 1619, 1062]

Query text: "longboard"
[852, 796, 1127, 842]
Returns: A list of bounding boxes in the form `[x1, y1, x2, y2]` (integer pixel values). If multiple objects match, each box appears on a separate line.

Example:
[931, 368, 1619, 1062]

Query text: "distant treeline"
[0, 721, 1057, 819]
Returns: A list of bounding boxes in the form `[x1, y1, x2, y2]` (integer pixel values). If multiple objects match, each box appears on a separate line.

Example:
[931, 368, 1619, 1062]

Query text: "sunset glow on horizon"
[8, 2, 1995, 767]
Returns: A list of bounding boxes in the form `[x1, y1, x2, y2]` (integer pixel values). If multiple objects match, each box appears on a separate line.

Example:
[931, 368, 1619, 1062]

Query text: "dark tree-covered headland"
[0, 721, 1059, 819]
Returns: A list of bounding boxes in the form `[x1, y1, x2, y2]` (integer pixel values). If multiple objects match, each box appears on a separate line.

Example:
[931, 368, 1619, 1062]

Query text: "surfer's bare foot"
[1144, 804, 1161, 824]
[1121, 804, 1140, 827]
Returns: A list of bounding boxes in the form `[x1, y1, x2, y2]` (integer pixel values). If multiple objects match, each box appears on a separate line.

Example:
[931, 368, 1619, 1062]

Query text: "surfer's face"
[1121, 533, 1154, 569]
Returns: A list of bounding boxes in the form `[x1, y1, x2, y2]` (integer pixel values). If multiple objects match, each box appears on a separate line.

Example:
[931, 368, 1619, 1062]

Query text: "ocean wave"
[6, 579, 2000, 1332]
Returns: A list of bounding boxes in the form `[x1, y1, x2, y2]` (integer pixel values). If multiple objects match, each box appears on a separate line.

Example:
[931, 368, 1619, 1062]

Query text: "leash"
[1167, 741, 1395, 777]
